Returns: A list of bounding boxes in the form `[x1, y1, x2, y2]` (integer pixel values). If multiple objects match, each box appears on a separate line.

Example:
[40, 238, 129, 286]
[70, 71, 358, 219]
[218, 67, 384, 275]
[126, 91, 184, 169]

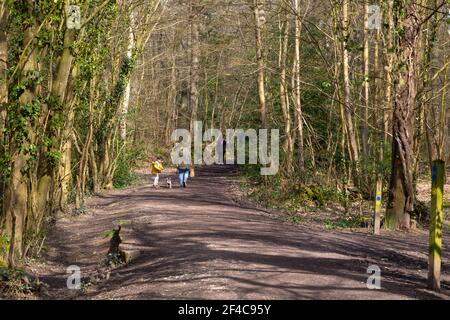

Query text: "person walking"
[177, 161, 190, 188]
[151, 158, 164, 188]
[222, 139, 227, 165]
[217, 137, 227, 165]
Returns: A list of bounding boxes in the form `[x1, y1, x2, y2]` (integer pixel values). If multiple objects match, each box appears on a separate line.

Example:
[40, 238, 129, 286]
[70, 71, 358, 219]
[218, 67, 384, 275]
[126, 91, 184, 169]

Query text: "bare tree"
[253, 0, 268, 129]
[292, 0, 306, 173]
[342, 0, 359, 183]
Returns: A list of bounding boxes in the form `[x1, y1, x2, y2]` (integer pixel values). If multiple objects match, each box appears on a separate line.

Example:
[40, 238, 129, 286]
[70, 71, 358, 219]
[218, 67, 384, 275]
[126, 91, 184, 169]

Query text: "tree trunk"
[120, 11, 135, 140]
[89, 142, 100, 194]
[56, 62, 79, 212]
[292, 0, 305, 174]
[75, 78, 96, 208]
[374, 12, 383, 232]
[253, 0, 268, 129]
[362, 0, 370, 159]
[99, 130, 115, 190]
[165, 52, 177, 144]
[383, 0, 394, 143]
[4, 5, 39, 258]
[385, 1, 420, 230]
[278, 8, 293, 174]
[0, 3, 7, 237]
[189, 2, 200, 176]
[0, 2, 6, 145]
[342, 0, 359, 183]
[415, 0, 438, 174]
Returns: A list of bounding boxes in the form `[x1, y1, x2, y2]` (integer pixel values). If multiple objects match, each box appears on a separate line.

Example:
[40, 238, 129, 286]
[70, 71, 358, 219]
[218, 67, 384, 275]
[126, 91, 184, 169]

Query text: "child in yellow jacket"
[151, 158, 164, 187]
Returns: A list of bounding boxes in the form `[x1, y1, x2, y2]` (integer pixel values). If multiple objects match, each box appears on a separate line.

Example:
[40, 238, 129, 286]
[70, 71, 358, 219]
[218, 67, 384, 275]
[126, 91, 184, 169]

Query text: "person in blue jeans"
[177, 161, 190, 188]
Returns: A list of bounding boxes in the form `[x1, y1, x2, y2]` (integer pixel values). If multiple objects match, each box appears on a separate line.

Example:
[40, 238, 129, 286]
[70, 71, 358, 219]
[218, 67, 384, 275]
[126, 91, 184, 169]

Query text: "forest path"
[37, 165, 450, 300]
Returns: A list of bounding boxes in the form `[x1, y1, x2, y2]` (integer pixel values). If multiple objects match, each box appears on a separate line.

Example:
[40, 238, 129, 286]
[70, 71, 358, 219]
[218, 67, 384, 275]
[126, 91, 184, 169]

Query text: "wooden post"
[374, 177, 382, 235]
[428, 160, 445, 291]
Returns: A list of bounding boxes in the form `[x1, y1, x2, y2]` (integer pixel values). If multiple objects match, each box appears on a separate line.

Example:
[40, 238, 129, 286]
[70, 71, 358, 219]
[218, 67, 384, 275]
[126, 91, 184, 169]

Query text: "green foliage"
[111, 56, 136, 103]
[241, 164, 346, 211]
[412, 200, 430, 224]
[0, 266, 40, 296]
[113, 162, 138, 189]
[72, 203, 87, 216]
[0, 267, 25, 281]
[106, 252, 126, 267]
[103, 230, 115, 239]
[46, 150, 62, 166]
[112, 150, 140, 189]
[6, 94, 42, 151]
[323, 215, 366, 230]
[323, 219, 335, 230]
[0, 234, 10, 266]
[287, 214, 303, 224]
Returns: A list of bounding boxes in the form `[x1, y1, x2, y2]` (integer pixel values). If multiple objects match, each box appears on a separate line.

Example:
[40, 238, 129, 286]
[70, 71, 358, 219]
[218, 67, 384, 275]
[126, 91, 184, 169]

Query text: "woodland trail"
[36, 165, 450, 300]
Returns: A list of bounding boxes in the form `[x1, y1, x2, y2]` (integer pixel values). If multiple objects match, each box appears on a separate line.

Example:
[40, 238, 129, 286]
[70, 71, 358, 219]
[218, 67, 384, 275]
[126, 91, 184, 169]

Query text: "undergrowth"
[240, 164, 347, 212]
[0, 266, 40, 298]
[113, 148, 147, 189]
[239, 164, 383, 230]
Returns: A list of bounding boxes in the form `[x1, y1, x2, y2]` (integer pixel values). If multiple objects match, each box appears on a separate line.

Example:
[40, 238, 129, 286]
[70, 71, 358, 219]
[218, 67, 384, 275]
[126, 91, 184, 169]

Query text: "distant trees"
[117, 0, 449, 230]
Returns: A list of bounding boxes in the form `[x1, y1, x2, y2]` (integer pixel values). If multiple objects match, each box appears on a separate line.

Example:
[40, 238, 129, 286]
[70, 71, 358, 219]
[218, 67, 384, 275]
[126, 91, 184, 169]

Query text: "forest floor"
[28, 165, 450, 300]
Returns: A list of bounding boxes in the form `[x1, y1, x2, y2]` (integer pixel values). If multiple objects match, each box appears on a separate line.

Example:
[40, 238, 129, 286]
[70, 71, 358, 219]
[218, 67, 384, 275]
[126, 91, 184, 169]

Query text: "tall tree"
[278, 3, 293, 174]
[253, 0, 268, 129]
[362, 0, 370, 159]
[189, 1, 200, 176]
[120, 11, 135, 140]
[3, 0, 40, 263]
[292, 0, 305, 173]
[342, 0, 359, 183]
[385, 0, 421, 229]
[0, 1, 6, 144]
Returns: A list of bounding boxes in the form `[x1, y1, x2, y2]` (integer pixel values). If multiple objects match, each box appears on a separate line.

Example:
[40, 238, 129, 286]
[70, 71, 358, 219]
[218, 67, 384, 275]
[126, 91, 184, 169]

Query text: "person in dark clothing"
[222, 139, 227, 165]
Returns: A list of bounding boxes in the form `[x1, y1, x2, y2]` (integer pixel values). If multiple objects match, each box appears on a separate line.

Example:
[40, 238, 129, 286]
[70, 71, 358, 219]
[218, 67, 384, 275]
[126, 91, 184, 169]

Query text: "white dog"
[166, 177, 172, 189]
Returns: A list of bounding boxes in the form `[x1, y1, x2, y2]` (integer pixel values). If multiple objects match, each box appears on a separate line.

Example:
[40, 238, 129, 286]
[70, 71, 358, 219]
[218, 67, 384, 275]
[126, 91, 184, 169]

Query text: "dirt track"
[36, 165, 450, 300]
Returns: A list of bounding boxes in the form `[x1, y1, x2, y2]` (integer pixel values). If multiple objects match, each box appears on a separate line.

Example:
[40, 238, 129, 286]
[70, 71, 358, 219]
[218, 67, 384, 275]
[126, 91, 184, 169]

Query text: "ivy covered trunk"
[385, 1, 420, 230]
[4, 7, 39, 262]
[2, 1, 76, 263]
[0, 4, 6, 146]
[0, 4, 7, 252]
[0, 0, 158, 266]
[98, 55, 136, 192]
[52, 24, 76, 210]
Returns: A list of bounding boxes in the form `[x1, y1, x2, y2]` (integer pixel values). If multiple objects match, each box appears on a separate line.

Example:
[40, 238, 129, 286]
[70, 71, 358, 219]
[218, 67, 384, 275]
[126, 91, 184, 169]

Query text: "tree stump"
[107, 226, 126, 265]
[106, 225, 141, 265]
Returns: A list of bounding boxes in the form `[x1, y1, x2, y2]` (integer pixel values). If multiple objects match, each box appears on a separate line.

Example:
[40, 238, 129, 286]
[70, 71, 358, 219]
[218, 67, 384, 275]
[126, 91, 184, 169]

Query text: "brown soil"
[33, 165, 449, 300]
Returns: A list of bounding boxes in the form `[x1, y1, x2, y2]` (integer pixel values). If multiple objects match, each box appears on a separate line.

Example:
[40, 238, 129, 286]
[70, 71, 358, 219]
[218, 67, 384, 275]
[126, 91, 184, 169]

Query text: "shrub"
[241, 164, 346, 211]
[113, 157, 138, 189]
